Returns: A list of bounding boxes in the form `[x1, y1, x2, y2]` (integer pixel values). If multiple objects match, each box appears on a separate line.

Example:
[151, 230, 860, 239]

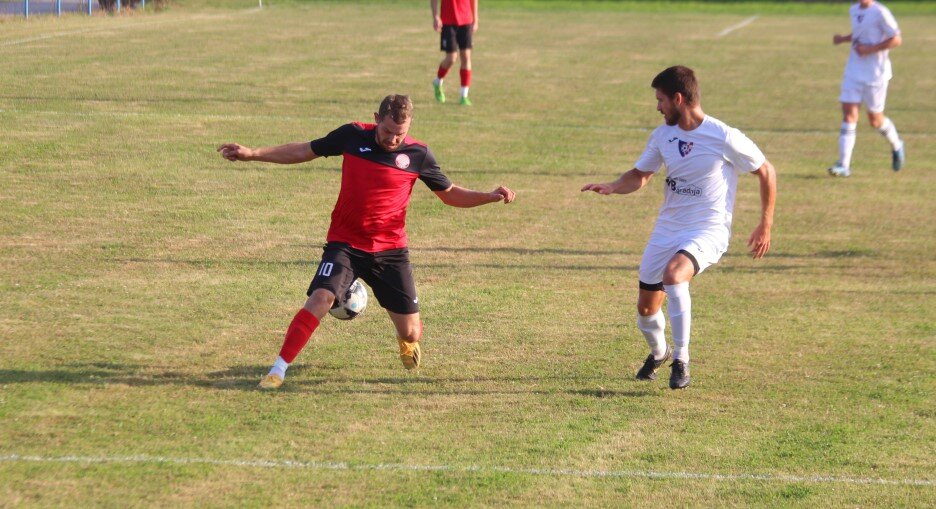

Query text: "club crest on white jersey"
[678, 140, 694, 157]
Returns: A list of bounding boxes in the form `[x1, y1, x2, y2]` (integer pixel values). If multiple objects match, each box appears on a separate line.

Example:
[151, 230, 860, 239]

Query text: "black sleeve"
[309, 124, 356, 157]
[418, 147, 453, 191]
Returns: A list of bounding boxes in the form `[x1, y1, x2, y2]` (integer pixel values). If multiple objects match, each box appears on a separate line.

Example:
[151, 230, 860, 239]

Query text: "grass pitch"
[1, 1, 934, 506]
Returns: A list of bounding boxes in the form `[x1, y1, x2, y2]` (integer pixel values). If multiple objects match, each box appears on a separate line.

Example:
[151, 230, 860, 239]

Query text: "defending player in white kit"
[829, 0, 904, 177]
[582, 66, 777, 389]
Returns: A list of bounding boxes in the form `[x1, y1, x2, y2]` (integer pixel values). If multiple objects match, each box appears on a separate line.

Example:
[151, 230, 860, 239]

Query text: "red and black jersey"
[310, 122, 452, 253]
[441, 0, 474, 26]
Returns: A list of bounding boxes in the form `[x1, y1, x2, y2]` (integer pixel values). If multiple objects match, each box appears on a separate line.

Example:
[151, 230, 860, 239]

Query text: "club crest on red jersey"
[395, 153, 411, 169]
[678, 140, 694, 157]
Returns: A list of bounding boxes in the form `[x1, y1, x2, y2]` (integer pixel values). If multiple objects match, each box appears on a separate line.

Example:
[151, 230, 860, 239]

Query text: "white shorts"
[638, 230, 728, 287]
[839, 79, 889, 113]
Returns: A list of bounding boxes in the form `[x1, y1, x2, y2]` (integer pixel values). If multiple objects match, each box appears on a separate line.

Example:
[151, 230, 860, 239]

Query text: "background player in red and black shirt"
[218, 95, 515, 389]
[431, 0, 478, 105]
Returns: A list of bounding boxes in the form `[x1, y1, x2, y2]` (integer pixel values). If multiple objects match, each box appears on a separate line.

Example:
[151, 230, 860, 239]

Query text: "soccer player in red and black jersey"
[218, 95, 515, 389]
[431, 0, 478, 105]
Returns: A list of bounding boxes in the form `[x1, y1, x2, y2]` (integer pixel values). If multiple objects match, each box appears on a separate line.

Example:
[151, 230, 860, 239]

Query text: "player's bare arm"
[430, 0, 442, 32]
[217, 142, 319, 164]
[747, 160, 776, 259]
[855, 34, 901, 57]
[471, 0, 479, 32]
[434, 184, 516, 207]
[581, 168, 653, 195]
[833, 33, 852, 45]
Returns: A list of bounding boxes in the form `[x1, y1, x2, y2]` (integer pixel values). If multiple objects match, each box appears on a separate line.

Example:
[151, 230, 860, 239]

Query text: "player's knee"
[662, 266, 682, 286]
[307, 289, 335, 309]
[868, 116, 884, 128]
[841, 106, 859, 123]
[663, 258, 696, 285]
[637, 303, 658, 316]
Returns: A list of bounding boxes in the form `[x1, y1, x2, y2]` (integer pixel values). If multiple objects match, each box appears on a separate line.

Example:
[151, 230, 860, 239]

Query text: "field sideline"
[1, 1, 934, 506]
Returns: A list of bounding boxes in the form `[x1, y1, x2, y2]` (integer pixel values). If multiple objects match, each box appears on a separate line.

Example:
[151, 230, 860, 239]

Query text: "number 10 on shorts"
[318, 262, 334, 277]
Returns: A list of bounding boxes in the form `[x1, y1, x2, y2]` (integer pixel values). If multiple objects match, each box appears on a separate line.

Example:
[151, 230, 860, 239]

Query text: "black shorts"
[307, 242, 419, 315]
[441, 24, 472, 52]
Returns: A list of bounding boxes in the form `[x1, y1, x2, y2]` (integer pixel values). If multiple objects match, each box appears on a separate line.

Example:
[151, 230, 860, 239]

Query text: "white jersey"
[843, 2, 900, 85]
[635, 116, 765, 237]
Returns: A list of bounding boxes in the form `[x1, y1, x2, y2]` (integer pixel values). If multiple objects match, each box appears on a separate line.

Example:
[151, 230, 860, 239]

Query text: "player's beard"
[664, 110, 681, 126]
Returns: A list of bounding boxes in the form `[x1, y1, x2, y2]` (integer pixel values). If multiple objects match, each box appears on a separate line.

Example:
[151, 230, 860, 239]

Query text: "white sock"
[877, 117, 902, 151]
[664, 282, 691, 363]
[839, 121, 857, 168]
[636, 311, 667, 360]
[268, 356, 289, 379]
[433, 77, 442, 87]
[460, 86, 469, 98]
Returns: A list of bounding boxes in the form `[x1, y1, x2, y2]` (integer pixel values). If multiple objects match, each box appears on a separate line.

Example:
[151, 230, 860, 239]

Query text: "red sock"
[437, 66, 450, 80]
[460, 69, 471, 87]
[278, 309, 320, 363]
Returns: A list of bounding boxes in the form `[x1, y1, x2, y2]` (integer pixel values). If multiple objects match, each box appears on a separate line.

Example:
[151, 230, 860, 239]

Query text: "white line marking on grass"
[2, 27, 111, 47]
[717, 15, 759, 37]
[0, 8, 262, 48]
[0, 454, 932, 487]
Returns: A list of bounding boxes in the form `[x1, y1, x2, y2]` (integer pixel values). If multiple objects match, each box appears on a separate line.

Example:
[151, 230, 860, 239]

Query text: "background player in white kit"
[828, 0, 904, 177]
[582, 66, 776, 389]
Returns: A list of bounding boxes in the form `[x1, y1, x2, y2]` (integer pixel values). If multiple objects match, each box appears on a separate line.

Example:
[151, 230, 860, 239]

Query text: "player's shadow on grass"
[276, 377, 650, 398]
[0, 364, 649, 398]
[783, 174, 828, 180]
[208, 368, 653, 398]
[0, 363, 268, 392]
[722, 250, 877, 259]
[713, 249, 883, 274]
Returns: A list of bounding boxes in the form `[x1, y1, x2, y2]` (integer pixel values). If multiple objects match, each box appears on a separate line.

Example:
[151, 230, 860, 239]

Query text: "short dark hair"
[377, 94, 413, 123]
[651, 66, 700, 105]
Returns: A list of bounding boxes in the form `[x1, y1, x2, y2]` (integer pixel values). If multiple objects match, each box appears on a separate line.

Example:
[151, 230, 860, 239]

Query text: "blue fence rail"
[0, 0, 146, 18]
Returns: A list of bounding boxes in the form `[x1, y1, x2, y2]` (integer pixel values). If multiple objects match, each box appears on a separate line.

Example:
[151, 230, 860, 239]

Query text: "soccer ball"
[329, 279, 368, 320]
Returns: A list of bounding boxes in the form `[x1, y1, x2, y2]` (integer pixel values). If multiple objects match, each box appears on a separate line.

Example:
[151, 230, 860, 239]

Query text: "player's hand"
[472, 20, 478, 33]
[433, 16, 442, 32]
[217, 143, 253, 162]
[580, 183, 615, 195]
[747, 222, 771, 259]
[833, 34, 848, 45]
[491, 186, 516, 204]
[854, 44, 875, 57]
